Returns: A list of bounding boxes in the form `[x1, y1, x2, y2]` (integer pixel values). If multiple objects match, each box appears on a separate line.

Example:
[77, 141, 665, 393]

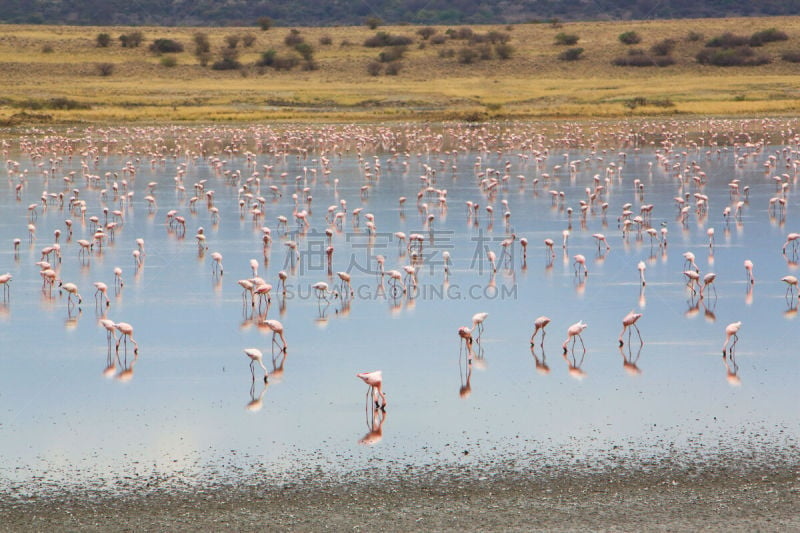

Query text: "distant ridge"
[3, 0, 800, 26]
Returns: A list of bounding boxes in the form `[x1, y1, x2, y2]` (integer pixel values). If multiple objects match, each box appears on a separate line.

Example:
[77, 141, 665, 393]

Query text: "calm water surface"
[1, 122, 798, 491]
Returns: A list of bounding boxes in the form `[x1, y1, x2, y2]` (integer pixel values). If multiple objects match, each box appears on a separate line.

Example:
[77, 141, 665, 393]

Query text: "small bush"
[257, 17, 272, 31]
[96, 63, 114, 76]
[284, 29, 304, 47]
[96, 33, 111, 47]
[457, 47, 479, 64]
[319, 35, 333, 46]
[486, 30, 511, 44]
[41, 44, 53, 53]
[477, 44, 492, 60]
[555, 32, 579, 45]
[624, 96, 675, 109]
[160, 56, 178, 67]
[686, 31, 703, 42]
[149, 39, 184, 54]
[193, 32, 210, 55]
[294, 42, 314, 61]
[211, 58, 241, 70]
[385, 61, 402, 75]
[366, 61, 382, 76]
[438, 48, 455, 58]
[558, 47, 584, 61]
[706, 33, 750, 48]
[378, 45, 406, 63]
[613, 52, 675, 67]
[417, 27, 437, 40]
[696, 46, 771, 66]
[447, 28, 474, 40]
[430, 35, 447, 45]
[301, 60, 318, 71]
[242, 34, 257, 48]
[495, 43, 514, 59]
[750, 28, 789, 46]
[618, 31, 641, 45]
[364, 32, 413, 47]
[650, 38, 676, 56]
[225, 35, 240, 49]
[364, 16, 383, 29]
[781, 51, 800, 63]
[273, 54, 300, 71]
[256, 49, 277, 67]
[119, 31, 143, 48]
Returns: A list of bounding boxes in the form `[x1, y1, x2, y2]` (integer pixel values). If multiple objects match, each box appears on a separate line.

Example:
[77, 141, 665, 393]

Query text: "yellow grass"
[2, 17, 800, 123]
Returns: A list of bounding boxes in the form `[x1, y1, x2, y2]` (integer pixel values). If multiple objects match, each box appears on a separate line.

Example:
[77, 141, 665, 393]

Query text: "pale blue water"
[0, 122, 798, 490]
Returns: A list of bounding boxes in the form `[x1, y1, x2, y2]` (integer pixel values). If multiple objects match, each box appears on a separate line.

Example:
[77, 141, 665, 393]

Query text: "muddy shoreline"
[3, 456, 799, 531]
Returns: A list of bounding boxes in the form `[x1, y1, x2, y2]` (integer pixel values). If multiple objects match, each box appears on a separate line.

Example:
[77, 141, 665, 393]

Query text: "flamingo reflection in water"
[530, 344, 551, 375]
[356, 370, 386, 411]
[458, 328, 476, 398]
[619, 343, 643, 376]
[563, 346, 587, 380]
[359, 405, 387, 446]
[246, 380, 270, 412]
[723, 349, 741, 386]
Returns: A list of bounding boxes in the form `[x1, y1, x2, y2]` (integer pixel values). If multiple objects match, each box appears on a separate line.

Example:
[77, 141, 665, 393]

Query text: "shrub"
[319, 35, 333, 46]
[242, 34, 257, 47]
[613, 52, 675, 67]
[211, 58, 241, 70]
[160, 56, 177, 67]
[225, 35, 240, 49]
[294, 42, 314, 61]
[447, 28, 474, 40]
[417, 27, 437, 40]
[618, 31, 641, 45]
[457, 46, 478, 64]
[486, 30, 511, 44]
[149, 39, 183, 54]
[781, 51, 800, 63]
[750, 28, 789, 46]
[41, 44, 53, 53]
[256, 49, 277, 67]
[119, 31, 143, 48]
[96, 63, 114, 76]
[624, 96, 675, 109]
[558, 47, 583, 61]
[438, 48, 455, 58]
[364, 16, 383, 30]
[378, 45, 406, 63]
[555, 32, 579, 45]
[477, 44, 493, 60]
[495, 43, 514, 59]
[96, 33, 111, 47]
[430, 35, 447, 45]
[193, 33, 210, 55]
[364, 32, 413, 47]
[284, 30, 304, 47]
[650, 38, 676, 56]
[257, 17, 272, 31]
[706, 33, 750, 48]
[686, 31, 703, 42]
[696, 46, 770, 66]
[366, 61, 382, 76]
[385, 61, 402, 75]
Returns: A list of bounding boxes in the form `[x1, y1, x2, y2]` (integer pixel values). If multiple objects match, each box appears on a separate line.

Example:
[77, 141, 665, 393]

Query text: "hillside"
[2, 17, 800, 123]
[2, 0, 800, 27]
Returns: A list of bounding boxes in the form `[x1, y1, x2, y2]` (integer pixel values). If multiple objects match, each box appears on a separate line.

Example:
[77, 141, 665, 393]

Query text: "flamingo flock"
[4, 119, 799, 426]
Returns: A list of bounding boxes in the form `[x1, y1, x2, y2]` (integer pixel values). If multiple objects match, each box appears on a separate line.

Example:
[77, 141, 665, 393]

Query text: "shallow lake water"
[1, 121, 799, 494]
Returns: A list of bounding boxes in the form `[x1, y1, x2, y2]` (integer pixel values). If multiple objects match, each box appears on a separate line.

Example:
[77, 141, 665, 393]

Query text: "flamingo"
[243, 348, 269, 383]
[573, 254, 588, 277]
[59, 281, 82, 307]
[781, 275, 798, 300]
[529, 316, 551, 345]
[261, 319, 287, 351]
[0, 273, 11, 301]
[211, 252, 223, 276]
[722, 321, 741, 356]
[744, 259, 754, 284]
[562, 320, 587, 353]
[618, 310, 643, 347]
[471, 312, 489, 336]
[357, 370, 386, 410]
[93, 281, 110, 307]
[637, 261, 646, 286]
[114, 322, 139, 355]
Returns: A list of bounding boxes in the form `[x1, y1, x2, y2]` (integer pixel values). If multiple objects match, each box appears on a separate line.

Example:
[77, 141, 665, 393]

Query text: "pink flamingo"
[357, 370, 386, 410]
[211, 252, 223, 276]
[573, 254, 588, 276]
[722, 321, 741, 356]
[618, 310, 643, 346]
[638, 261, 646, 286]
[243, 348, 268, 382]
[782, 233, 800, 254]
[0, 273, 11, 301]
[781, 275, 798, 300]
[93, 281, 110, 308]
[530, 316, 551, 345]
[261, 319, 287, 351]
[114, 322, 139, 355]
[471, 312, 489, 336]
[744, 259, 754, 284]
[544, 238, 555, 259]
[562, 320, 587, 353]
